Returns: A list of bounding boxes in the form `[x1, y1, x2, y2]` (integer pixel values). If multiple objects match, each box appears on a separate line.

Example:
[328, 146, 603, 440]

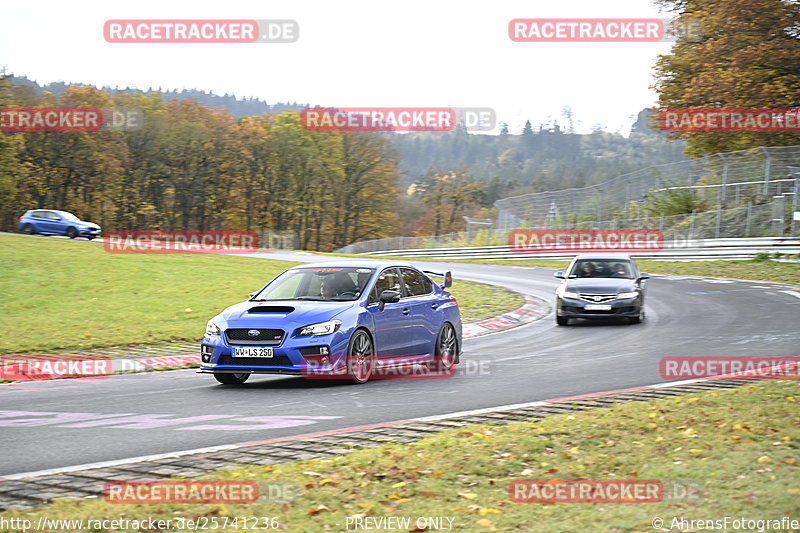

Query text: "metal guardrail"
[359, 237, 800, 261]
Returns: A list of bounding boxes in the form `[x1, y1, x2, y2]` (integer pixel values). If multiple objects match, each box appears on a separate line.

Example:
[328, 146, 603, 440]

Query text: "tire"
[431, 322, 458, 372]
[22, 224, 34, 235]
[66, 227, 78, 239]
[87, 236, 95, 241]
[629, 308, 645, 324]
[213, 372, 250, 385]
[346, 329, 375, 384]
[556, 316, 569, 326]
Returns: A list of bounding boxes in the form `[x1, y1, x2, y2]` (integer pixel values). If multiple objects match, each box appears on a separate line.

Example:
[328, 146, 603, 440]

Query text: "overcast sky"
[0, 0, 678, 135]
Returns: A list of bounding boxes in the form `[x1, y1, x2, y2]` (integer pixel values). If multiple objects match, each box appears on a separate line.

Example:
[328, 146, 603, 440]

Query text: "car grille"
[578, 294, 617, 303]
[224, 328, 285, 346]
[563, 306, 637, 315]
[219, 354, 293, 366]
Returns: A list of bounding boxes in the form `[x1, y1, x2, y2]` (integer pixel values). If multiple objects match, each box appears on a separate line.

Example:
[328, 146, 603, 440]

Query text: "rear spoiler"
[423, 270, 452, 289]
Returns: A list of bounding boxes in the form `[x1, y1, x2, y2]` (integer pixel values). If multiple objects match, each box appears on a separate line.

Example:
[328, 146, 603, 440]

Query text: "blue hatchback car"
[199, 262, 462, 384]
[19, 209, 102, 239]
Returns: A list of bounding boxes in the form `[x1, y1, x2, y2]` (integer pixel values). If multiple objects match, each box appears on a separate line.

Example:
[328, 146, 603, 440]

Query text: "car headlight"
[205, 321, 221, 336]
[556, 288, 580, 299]
[617, 291, 639, 299]
[298, 320, 341, 336]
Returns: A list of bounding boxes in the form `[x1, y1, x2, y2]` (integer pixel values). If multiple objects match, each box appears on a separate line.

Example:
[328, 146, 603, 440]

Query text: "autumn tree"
[653, 0, 800, 155]
[414, 170, 486, 235]
[2, 82, 403, 251]
[0, 73, 28, 230]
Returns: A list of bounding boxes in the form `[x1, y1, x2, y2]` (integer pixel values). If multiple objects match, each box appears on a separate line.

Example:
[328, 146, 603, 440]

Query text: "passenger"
[579, 262, 596, 278]
[612, 263, 629, 278]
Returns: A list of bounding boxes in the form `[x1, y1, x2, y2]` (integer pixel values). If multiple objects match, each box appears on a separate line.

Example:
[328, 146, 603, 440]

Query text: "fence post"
[793, 177, 799, 238]
[772, 195, 785, 237]
[745, 202, 752, 236]
[714, 208, 721, 239]
[689, 209, 696, 239]
[762, 147, 771, 196]
[719, 153, 728, 203]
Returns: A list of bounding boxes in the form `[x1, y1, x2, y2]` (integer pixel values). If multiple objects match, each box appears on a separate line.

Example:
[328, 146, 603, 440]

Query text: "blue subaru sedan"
[18, 209, 102, 239]
[199, 262, 462, 384]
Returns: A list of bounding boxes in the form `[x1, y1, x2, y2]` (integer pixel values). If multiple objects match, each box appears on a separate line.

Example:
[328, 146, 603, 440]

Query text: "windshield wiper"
[294, 296, 326, 301]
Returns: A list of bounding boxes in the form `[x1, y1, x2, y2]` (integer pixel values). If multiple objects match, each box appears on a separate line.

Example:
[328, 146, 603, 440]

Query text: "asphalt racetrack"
[1, 245, 798, 477]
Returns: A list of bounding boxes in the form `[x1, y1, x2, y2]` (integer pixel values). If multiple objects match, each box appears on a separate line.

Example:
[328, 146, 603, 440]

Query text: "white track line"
[1, 444, 241, 481]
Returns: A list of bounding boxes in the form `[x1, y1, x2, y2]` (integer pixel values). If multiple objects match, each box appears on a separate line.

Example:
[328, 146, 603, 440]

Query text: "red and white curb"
[462, 296, 549, 338]
[113, 354, 199, 371]
[0, 354, 200, 383]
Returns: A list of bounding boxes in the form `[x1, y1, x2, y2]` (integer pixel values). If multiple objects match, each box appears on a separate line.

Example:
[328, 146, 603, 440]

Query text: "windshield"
[251, 267, 375, 301]
[568, 260, 634, 279]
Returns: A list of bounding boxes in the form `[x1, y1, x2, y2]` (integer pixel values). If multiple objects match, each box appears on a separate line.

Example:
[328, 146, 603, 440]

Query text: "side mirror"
[248, 291, 257, 299]
[443, 271, 452, 288]
[379, 290, 401, 303]
[638, 273, 651, 280]
[377, 289, 401, 311]
[554, 271, 565, 279]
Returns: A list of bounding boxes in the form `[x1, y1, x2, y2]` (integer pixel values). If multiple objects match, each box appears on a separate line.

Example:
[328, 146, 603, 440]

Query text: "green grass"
[0, 234, 300, 355]
[0, 235, 522, 355]
[636, 259, 800, 285]
[447, 281, 524, 323]
[3, 380, 797, 532]
[330, 252, 800, 285]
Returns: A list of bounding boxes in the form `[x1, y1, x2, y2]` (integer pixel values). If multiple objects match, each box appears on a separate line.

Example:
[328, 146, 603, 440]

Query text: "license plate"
[234, 347, 274, 358]
[584, 304, 612, 311]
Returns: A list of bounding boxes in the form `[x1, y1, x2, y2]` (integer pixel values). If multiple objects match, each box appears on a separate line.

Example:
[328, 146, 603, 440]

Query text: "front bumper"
[198, 329, 352, 376]
[78, 226, 101, 237]
[556, 295, 641, 319]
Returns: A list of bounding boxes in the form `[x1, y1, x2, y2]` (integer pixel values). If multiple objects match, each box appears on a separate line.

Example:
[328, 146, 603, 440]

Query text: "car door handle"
[431, 303, 439, 309]
[402, 308, 410, 315]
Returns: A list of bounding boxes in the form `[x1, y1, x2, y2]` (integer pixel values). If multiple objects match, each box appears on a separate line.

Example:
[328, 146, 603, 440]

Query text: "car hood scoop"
[247, 305, 295, 313]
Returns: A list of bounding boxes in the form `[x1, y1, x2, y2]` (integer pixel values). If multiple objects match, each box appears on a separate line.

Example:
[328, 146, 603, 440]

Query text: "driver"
[579, 262, 596, 278]
[320, 277, 338, 299]
[320, 273, 357, 299]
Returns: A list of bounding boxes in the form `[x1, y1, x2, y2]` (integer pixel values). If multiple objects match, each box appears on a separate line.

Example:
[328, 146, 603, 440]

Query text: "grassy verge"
[447, 281, 524, 323]
[329, 252, 800, 285]
[637, 259, 800, 285]
[3, 380, 797, 532]
[0, 235, 522, 355]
